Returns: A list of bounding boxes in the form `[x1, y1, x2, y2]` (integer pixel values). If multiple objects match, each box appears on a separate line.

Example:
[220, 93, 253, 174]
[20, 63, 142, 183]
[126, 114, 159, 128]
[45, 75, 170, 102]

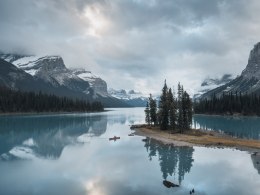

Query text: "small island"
[131, 81, 260, 151]
[131, 124, 260, 150]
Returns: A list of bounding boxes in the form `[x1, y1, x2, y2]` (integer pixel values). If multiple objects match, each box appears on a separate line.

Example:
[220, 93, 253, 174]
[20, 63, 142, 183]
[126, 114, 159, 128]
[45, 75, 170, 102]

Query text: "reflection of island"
[251, 153, 260, 175]
[193, 115, 260, 139]
[0, 114, 107, 160]
[143, 138, 194, 184]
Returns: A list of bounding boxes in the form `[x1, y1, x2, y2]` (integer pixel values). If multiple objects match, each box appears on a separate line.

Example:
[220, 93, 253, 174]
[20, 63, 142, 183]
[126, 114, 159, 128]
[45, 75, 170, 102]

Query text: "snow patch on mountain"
[108, 88, 148, 100]
[72, 69, 108, 97]
[107, 88, 149, 107]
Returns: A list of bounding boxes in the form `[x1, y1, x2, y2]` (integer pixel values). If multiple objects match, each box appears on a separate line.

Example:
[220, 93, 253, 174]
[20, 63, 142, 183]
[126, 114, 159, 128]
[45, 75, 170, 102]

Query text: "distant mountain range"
[108, 88, 148, 107]
[199, 42, 260, 99]
[0, 54, 129, 107]
[5, 42, 259, 107]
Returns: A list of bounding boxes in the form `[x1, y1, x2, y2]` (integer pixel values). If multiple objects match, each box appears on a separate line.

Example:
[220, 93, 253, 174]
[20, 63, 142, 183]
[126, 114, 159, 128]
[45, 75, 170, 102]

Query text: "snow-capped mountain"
[0, 53, 128, 107]
[72, 69, 108, 97]
[108, 88, 148, 107]
[0, 54, 110, 97]
[0, 58, 51, 92]
[200, 42, 260, 99]
[194, 74, 234, 99]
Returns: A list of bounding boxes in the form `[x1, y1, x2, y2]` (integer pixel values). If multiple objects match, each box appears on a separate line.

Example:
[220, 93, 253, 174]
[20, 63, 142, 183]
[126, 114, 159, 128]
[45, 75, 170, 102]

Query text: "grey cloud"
[0, 0, 260, 93]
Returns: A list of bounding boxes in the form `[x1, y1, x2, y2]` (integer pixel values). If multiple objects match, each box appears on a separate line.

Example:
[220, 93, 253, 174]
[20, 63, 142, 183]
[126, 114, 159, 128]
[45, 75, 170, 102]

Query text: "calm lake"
[0, 108, 259, 195]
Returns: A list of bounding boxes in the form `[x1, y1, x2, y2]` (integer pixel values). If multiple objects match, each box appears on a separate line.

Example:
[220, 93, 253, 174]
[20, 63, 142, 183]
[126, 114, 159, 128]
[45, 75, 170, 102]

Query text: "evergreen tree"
[144, 101, 151, 125]
[182, 91, 192, 130]
[167, 88, 177, 131]
[158, 80, 169, 130]
[143, 81, 193, 132]
[187, 93, 193, 129]
[177, 83, 184, 132]
[149, 94, 157, 126]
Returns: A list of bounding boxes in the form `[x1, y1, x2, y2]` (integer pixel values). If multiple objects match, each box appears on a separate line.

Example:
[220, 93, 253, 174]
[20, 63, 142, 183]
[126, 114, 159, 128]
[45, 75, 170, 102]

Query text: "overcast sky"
[1, 0, 260, 95]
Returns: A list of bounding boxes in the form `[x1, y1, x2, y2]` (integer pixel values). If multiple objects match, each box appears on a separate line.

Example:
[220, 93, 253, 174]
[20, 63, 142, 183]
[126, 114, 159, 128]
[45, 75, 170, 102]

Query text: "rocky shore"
[131, 124, 260, 151]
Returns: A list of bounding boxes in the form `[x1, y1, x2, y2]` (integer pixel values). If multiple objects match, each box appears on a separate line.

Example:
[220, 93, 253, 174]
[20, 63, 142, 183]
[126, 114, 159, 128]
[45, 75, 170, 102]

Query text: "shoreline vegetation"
[194, 92, 260, 116]
[131, 124, 260, 151]
[0, 86, 104, 113]
[141, 81, 260, 152]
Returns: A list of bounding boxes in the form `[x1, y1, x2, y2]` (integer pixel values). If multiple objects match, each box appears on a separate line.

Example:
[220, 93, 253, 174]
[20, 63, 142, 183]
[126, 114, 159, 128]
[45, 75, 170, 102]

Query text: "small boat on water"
[128, 133, 134, 136]
[109, 136, 120, 141]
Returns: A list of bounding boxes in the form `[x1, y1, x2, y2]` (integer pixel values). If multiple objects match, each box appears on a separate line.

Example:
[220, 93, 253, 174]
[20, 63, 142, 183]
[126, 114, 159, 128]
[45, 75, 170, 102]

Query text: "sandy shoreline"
[132, 125, 260, 152]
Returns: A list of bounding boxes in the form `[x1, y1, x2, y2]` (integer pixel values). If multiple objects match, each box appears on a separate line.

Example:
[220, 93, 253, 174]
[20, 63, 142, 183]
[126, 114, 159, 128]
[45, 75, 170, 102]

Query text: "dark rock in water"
[142, 138, 148, 142]
[163, 180, 179, 188]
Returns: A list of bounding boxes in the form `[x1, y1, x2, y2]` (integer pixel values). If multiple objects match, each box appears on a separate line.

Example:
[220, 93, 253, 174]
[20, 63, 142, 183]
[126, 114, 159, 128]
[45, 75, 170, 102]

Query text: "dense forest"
[0, 86, 104, 113]
[145, 81, 193, 132]
[194, 92, 260, 116]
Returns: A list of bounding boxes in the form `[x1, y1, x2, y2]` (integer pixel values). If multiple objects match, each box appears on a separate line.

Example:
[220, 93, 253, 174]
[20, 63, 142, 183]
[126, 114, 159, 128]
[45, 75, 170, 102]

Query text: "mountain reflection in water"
[0, 114, 108, 160]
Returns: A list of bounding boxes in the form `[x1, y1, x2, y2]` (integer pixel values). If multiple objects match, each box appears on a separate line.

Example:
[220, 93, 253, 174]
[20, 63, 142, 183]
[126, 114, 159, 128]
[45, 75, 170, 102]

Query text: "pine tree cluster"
[194, 92, 260, 116]
[145, 81, 193, 133]
[0, 86, 104, 113]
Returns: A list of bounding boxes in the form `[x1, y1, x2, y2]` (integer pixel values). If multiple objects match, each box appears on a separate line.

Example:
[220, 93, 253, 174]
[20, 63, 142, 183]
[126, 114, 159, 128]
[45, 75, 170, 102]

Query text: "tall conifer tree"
[149, 94, 157, 126]
[167, 88, 177, 130]
[144, 101, 151, 125]
[177, 83, 184, 132]
[159, 80, 169, 130]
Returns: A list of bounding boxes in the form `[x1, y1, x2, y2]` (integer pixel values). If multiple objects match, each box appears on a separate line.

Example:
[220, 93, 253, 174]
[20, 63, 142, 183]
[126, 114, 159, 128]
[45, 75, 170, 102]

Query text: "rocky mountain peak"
[34, 56, 65, 71]
[242, 42, 260, 79]
[199, 42, 260, 99]
[72, 68, 108, 97]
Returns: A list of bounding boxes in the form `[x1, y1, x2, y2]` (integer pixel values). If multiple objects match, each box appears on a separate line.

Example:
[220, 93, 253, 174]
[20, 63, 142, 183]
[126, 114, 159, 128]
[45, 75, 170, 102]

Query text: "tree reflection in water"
[143, 138, 194, 184]
[251, 153, 260, 175]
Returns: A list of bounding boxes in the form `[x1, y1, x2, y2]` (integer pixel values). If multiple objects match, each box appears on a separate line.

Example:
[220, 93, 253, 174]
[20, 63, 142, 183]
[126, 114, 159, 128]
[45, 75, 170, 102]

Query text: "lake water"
[0, 108, 259, 195]
[193, 114, 260, 140]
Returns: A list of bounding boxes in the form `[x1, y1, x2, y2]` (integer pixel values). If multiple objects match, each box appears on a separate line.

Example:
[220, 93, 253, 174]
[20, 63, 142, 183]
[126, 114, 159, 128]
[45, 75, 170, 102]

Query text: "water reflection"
[0, 114, 107, 160]
[0, 108, 259, 195]
[193, 115, 260, 139]
[143, 138, 194, 184]
[251, 153, 260, 174]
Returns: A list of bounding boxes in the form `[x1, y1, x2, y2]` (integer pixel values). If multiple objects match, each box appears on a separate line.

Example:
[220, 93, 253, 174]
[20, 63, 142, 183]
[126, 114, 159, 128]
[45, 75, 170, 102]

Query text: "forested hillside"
[0, 86, 103, 113]
[194, 92, 260, 116]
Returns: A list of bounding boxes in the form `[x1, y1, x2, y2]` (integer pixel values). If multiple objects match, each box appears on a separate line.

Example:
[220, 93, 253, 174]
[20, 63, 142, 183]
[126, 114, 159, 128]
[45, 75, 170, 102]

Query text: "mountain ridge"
[200, 42, 260, 99]
[0, 54, 129, 107]
[108, 88, 148, 107]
